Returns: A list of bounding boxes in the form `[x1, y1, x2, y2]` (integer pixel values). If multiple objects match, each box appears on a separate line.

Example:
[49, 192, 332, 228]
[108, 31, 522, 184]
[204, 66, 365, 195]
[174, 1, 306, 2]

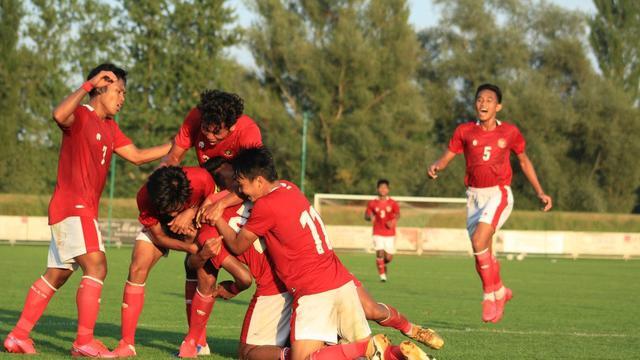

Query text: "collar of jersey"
[475, 119, 502, 126]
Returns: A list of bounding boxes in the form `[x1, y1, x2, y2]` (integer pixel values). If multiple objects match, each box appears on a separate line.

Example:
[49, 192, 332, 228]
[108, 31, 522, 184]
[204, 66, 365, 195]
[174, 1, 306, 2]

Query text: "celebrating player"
[427, 83, 552, 323]
[365, 179, 400, 282]
[3, 63, 171, 356]
[112, 166, 251, 357]
[214, 147, 432, 360]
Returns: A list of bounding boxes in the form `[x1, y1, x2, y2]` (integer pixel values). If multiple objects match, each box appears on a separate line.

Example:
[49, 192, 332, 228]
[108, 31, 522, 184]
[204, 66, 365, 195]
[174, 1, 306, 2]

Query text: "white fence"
[1, 216, 639, 259]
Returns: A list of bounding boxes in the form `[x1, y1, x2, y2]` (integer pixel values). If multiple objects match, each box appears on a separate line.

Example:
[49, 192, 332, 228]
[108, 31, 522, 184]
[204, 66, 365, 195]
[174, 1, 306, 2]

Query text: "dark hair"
[197, 89, 244, 130]
[377, 179, 390, 187]
[203, 156, 230, 188]
[146, 166, 192, 214]
[475, 83, 502, 103]
[232, 147, 278, 182]
[86, 63, 127, 98]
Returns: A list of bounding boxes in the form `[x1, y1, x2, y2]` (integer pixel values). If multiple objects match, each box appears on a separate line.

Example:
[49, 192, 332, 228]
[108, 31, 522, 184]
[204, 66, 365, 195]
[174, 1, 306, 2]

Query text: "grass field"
[1, 246, 638, 359]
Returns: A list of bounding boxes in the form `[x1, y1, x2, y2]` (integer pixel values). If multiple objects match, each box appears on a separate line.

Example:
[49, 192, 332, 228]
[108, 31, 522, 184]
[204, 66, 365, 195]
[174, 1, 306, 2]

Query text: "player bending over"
[213, 147, 433, 360]
[3, 63, 171, 357]
[111, 166, 251, 357]
[427, 83, 552, 323]
[365, 179, 400, 282]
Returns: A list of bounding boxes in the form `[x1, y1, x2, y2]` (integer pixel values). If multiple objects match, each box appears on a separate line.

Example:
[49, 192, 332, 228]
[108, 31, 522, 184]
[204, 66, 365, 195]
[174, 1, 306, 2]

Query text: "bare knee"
[128, 260, 151, 283]
[77, 252, 108, 280]
[43, 268, 74, 289]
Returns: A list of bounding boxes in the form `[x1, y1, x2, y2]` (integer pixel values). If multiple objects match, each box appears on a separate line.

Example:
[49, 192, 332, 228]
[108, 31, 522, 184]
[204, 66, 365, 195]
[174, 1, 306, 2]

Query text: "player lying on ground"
[3, 63, 171, 357]
[211, 147, 434, 360]
[365, 179, 400, 282]
[195, 157, 444, 360]
[111, 166, 251, 357]
[427, 83, 552, 323]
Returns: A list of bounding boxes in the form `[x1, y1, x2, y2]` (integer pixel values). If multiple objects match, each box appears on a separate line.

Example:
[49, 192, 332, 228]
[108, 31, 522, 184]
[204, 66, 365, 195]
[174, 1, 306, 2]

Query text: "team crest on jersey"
[198, 141, 205, 149]
[375, 207, 380, 212]
[472, 139, 478, 146]
[202, 155, 209, 162]
[225, 150, 233, 157]
[497, 138, 507, 149]
[96, 133, 101, 141]
[386, 206, 391, 212]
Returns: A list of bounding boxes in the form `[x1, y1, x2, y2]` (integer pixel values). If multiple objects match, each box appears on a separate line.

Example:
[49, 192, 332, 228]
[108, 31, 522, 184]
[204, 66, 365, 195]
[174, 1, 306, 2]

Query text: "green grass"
[1, 245, 639, 359]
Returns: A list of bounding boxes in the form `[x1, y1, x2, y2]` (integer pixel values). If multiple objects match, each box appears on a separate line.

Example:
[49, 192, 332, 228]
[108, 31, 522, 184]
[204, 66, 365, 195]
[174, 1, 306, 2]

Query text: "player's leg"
[179, 261, 218, 357]
[238, 292, 293, 360]
[114, 235, 165, 356]
[375, 243, 387, 282]
[356, 285, 443, 350]
[383, 236, 395, 278]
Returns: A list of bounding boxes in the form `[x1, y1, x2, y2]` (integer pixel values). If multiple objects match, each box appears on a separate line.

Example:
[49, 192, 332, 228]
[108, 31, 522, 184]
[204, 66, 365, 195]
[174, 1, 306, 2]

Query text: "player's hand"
[198, 236, 222, 260]
[427, 163, 440, 179]
[538, 193, 553, 212]
[216, 280, 239, 300]
[89, 70, 117, 88]
[197, 202, 225, 226]
[385, 219, 396, 229]
[168, 207, 197, 234]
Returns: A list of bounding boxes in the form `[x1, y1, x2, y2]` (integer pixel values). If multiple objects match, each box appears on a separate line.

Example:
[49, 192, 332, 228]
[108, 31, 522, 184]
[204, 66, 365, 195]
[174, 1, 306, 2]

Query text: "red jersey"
[366, 198, 400, 236]
[48, 105, 132, 225]
[448, 120, 525, 188]
[243, 181, 352, 297]
[174, 107, 262, 165]
[137, 167, 214, 228]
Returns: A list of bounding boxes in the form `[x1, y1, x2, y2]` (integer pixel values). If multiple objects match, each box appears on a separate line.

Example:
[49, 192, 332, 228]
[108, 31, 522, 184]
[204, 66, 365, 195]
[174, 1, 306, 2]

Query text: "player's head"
[147, 166, 192, 216]
[87, 63, 127, 117]
[203, 156, 234, 191]
[377, 179, 390, 197]
[231, 147, 278, 201]
[475, 83, 502, 122]
[197, 89, 245, 145]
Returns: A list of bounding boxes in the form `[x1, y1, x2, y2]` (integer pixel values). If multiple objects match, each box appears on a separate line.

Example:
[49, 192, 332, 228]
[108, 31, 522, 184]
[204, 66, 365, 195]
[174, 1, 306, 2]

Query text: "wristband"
[81, 81, 94, 93]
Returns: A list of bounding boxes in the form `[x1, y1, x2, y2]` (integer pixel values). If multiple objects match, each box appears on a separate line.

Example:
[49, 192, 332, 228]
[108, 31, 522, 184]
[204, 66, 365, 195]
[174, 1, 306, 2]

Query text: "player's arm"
[364, 202, 373, 221]
[187, 237, 222, 269]
[198, 192, 244, 225]
[115, 142, 172, 166]
[214, 217, 257, 255]
[161, 143, 189, 166]
[516, 152, 553, 211]
[147, 223, 198, 254]
[52, 70, 117, 128]
[428, 150, 457, 179]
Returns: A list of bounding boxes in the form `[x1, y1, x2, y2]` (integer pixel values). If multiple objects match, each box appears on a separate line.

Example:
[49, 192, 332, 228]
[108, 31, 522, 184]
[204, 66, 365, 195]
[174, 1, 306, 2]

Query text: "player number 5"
[483, 146, 492, 161]
[299, 206, 333, 254]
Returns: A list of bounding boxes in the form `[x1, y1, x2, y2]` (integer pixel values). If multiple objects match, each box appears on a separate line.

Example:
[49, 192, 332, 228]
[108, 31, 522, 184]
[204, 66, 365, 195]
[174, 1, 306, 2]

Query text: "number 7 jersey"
[243, 180, 352, 297]
[448, 120, 526, 188]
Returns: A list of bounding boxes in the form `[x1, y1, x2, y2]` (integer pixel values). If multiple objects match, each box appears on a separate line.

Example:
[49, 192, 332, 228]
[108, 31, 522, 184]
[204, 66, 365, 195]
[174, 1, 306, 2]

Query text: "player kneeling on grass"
[428, 83, 552, 323]
[3, 63, 171, 357]
[208, 147, 434, 360]
[195, 157, 444, 359]
[111, 166, 251, 357]
[365, 179, 400, 282]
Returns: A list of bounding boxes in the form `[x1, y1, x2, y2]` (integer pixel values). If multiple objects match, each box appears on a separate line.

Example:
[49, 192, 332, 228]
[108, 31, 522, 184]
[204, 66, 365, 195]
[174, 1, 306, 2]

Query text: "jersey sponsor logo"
[198, 141, 205, 149]
[96, 133, 101, 141]
[472, 139, 478, 146]
[498, 138, 507, 148]
[224, 150, 233, 157]
[202, 155, 210, 162]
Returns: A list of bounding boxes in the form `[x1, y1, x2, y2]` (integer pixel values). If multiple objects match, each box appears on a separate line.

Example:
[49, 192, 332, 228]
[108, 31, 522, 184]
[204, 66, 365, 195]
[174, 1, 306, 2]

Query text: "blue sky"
[228, 0, 597, 68]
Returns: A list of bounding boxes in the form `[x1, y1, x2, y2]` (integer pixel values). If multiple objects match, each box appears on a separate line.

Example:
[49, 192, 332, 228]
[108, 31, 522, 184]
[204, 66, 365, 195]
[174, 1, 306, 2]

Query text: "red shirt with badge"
[448, 120, 526, 188]
[243, 181, 352, 297]
[137, 167, 214, 228]
[174, 107, 262, 165]
[366, 198, 400, 236]
[48, 104, 132, 225]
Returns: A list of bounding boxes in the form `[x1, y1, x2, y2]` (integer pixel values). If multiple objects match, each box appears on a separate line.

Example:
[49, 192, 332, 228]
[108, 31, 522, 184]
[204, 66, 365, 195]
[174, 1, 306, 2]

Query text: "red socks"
[76, 276, 104, 345]
[385, 345, 405, 360]
[121, 281, 145, 345]
[378, 303, 412, 334]
[185, 280, 208, 345]
[474, 249, 495, 295]
[12, 276, 57, 339]
[491, 255, 503, 291]
[376, 258, 386, 275]
[185, 289, 215, 343]
[309, 338, 369, 359]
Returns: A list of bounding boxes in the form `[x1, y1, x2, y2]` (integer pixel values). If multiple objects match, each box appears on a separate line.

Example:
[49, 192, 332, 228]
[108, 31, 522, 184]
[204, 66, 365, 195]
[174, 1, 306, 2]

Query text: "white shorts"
[372, 235, 396, 254]
[466, 186, 514, 237]
[292, 280, 371, 344]
[135, 228, 169, 256]
[241, 292, 293, 347]
[48, 216, 104, 271]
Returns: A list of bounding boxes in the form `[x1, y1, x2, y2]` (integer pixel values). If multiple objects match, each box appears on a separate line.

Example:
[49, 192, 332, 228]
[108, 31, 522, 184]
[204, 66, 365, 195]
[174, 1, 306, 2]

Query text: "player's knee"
[128, 261, 150, 283]
[238, 343, 254, 360]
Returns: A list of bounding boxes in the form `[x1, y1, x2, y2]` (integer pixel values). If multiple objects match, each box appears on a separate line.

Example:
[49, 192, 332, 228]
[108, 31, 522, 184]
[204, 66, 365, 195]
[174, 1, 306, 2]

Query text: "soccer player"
[214, 147, 431, 360]
[3, 63, 171, 356]
[427, 83, 553, 323]
[112, 166, 251, 357]
[365, 179, 400, 282]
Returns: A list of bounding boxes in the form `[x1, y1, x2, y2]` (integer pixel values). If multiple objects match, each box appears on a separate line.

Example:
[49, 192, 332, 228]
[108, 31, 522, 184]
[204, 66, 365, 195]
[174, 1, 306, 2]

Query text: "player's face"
[236, 175, 263, 201]
[377, 184, 389, 197]
[201, 123, 231, 145]
[99, 79, 126, 117]
[475, 89, 502, 122]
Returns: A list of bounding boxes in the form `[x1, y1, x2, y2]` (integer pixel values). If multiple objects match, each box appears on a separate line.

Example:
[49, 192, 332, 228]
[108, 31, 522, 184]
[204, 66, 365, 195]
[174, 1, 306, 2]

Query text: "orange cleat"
[481, 299, 497, 322]
[71, 339, 115, 358]
[178, 339, 198, 358]
[4, 332, 37, 354]
[491, 288, 513, 324]
[112, 339, 137, 357]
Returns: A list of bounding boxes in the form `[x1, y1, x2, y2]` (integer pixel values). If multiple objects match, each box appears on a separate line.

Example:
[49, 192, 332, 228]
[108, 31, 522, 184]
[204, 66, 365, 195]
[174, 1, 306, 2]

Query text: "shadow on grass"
[0, 308, 239, 358]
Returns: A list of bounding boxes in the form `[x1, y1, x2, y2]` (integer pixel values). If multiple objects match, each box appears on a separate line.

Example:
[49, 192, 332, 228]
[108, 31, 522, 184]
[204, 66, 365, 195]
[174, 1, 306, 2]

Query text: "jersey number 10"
[300, 206, 333, 255]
